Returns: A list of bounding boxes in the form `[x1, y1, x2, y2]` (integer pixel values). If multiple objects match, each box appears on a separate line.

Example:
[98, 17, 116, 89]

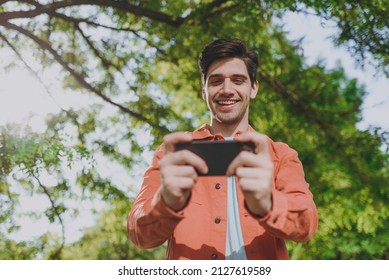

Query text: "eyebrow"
[208, 74, 249, 80]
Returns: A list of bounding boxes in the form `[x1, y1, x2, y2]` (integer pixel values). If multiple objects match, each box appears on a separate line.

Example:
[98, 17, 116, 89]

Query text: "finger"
[160, 150, 208, 175]
[235, 168, 273, 189]
[238, 177, 259, 191]
[235, 132, 270, 156]
[171, 150, 209, 174]
[226, 150, 273, 176]
[226, 151, 256, 176]
[163, 132, 193, 154]
[162, 175, 198, 193]
[161, 176, 197, 211]
[162, 164, 199, 182]
[235, 166, 261, 179]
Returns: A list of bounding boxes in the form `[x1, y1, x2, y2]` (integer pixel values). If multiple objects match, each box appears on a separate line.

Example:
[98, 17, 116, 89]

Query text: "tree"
[61, 199, 166, 260]
[0, 0, 388, 259]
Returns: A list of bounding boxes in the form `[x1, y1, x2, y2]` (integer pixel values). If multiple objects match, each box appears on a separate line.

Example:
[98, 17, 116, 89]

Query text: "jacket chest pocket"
[191, 177, 227, 205]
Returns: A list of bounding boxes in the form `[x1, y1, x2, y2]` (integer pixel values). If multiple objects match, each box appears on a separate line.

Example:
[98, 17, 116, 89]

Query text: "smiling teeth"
[218, 100, 237, 105]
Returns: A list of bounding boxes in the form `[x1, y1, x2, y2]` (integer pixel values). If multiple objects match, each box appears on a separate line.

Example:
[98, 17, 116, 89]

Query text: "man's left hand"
[226, 131, 273, 217]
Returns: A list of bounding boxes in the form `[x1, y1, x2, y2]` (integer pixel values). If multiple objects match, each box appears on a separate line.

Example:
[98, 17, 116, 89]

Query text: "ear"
[250, 80, 258, 99]
[201, 84, 206, 100]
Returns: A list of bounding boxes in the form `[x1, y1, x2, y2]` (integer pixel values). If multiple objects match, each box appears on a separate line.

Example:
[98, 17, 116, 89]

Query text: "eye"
[209, 79, 222, 86]
[233, 78, 244, 84]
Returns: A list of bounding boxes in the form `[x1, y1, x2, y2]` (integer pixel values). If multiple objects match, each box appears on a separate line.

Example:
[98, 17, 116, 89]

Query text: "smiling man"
[204, 57, 258, 135]
[127, 39, 318, 260]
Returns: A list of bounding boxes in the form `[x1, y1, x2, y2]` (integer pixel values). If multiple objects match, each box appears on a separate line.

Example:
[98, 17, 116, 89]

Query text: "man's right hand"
[158, 132, 208, 211]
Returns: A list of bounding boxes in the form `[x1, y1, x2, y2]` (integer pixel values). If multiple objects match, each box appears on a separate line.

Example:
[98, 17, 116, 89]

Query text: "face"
[202, 58, 258, 126]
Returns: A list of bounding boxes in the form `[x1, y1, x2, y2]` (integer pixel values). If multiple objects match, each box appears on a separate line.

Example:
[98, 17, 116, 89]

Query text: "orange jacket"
[127, 125, 318, 259]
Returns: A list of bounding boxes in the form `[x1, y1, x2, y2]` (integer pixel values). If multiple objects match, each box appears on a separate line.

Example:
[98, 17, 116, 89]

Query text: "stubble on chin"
[214, 111, 242, 125]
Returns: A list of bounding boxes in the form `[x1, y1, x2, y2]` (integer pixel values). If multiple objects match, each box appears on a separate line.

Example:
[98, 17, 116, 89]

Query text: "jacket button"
[215, 183, 221, 190]
[211, 253, 218, 259]
[214, 217, 221, 224]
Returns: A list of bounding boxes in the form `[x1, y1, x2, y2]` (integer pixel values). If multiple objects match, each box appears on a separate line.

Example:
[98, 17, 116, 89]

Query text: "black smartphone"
[175, 140, 255, 176]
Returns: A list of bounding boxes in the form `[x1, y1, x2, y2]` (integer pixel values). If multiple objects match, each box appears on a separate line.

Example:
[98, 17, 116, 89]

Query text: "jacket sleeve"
[255, 142, 318, 242]
[127, 145, 185, 249]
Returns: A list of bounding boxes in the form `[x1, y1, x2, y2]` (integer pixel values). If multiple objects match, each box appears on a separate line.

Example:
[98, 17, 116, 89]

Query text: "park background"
[0, 0, 388, 259]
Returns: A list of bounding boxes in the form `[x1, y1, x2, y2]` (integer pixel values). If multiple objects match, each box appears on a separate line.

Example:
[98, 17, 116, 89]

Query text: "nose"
[221, 78, 234, 94]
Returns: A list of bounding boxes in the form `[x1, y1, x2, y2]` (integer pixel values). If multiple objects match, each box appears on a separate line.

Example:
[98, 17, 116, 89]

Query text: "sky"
[281, 12, 389, 132]
[1, 14, 388, 131]
[0, 11, 388, 243]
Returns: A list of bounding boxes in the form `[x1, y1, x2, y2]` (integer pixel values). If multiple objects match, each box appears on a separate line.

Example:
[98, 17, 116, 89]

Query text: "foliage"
[265, 0, 389, 75]
[0, 0, 388, 260]
[62, 200, 165, 260]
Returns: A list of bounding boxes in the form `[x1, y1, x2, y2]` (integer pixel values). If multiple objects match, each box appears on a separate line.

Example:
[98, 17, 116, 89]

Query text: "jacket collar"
[192, 124, 255, 140]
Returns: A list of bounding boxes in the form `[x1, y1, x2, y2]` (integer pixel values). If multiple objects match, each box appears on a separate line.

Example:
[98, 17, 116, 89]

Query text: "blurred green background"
[0, 0, 388, 259]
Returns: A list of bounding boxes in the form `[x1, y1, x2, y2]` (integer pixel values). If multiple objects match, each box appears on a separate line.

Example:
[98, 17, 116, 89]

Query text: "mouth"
[215, 99, 239, 111]
[216, 100, 239, 105]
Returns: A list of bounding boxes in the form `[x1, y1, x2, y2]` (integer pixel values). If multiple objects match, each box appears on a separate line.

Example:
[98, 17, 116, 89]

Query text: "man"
[127, 39, 318, 260]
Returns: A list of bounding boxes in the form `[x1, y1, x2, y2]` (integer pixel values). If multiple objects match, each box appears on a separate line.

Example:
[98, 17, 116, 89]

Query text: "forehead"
[207, 58, 249, 78]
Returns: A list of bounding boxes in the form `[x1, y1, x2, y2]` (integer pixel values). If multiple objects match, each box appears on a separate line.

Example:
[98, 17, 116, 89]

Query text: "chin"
[216, 115, 241, 124]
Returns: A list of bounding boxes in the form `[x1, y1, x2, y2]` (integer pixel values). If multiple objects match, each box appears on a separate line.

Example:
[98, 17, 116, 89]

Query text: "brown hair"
[198, 39, 258, 86]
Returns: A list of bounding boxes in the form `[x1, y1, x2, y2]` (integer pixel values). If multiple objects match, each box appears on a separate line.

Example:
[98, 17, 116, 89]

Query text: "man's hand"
[226, 132, 273, 217]
[158, 132, 208, 211]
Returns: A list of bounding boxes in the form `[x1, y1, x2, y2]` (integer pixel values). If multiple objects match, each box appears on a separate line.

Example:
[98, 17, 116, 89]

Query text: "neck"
[209, 120, 249, 137]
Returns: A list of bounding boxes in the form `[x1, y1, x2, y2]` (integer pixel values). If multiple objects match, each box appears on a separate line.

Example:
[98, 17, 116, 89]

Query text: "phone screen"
[175, 140, 254, 176]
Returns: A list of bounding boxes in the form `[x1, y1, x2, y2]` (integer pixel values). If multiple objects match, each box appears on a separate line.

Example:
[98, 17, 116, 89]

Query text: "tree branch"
[74, 24, 116, 71]
[8, 0, 169, 58]
[1, 21, 170, 134]
[207, 2, 240, 17]
[0, 0, 185, 27]
[32, 173, 65, 259]
[1, 0, 237, 28]
[48, 11, 168, 58]
[0, 31, 69, 114]
[258, 70, 368, 184]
